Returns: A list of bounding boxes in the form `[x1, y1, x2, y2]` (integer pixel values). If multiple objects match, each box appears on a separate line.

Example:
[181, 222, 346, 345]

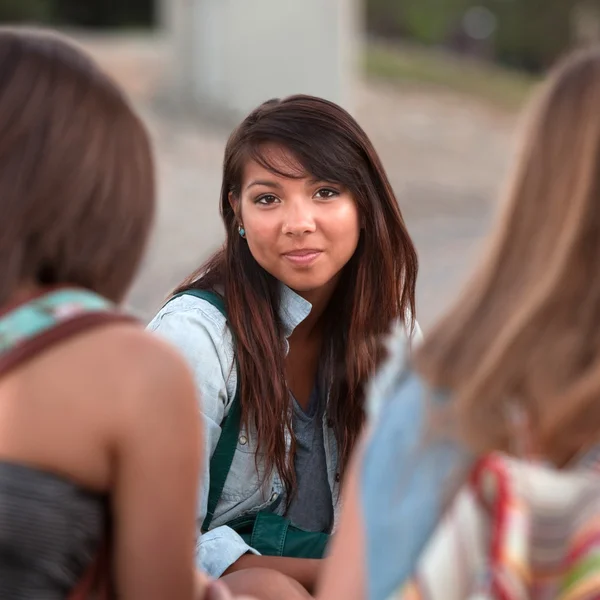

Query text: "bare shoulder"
[52, 321, 199, 418]
[70, 320, 190, 370]
[99, 323, 193, 374]
[94, 323, 196, 394]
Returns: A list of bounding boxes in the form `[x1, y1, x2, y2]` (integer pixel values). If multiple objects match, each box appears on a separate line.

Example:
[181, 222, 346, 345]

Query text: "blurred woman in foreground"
[318, 47, 600, 599]
[0, 27, 217, 600]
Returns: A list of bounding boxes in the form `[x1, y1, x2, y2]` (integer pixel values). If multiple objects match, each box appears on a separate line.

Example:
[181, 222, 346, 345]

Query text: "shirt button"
[238, 435, 248, 445]
[335, 473, 341, 482]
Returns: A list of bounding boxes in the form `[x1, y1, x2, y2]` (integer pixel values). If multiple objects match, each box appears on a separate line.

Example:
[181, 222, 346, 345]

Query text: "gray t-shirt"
[285, 384, 334, 533]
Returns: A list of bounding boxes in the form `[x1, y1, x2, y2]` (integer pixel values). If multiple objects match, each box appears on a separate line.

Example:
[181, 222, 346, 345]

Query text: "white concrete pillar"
[162, 0, 361, 121]
[159, 0, 198, 104]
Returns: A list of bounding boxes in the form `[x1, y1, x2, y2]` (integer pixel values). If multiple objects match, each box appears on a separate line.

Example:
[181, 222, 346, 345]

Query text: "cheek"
[242, 211, 280, 262]
[326, 203, 361, 252]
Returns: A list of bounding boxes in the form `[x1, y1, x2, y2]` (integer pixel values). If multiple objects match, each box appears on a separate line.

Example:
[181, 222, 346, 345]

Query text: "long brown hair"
[416, 48, 600, 466]
[0, 27, 154, 305]
[177, 95, 417, 494]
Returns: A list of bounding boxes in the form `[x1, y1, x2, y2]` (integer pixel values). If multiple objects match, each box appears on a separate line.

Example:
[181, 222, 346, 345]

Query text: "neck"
[12, 284, 40, 301]
[0, 282, 44, 317]
[292, 278, 337, 340]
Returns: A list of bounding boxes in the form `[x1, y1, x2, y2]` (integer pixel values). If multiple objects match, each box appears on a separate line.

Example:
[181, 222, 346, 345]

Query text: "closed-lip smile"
[282, 249, 323, 266]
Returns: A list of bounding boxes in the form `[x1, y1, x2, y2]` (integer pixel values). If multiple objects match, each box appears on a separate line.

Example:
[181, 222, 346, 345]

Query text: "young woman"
[0, 27, 211, 600]
[317, 48, 600, 600]
[148, 95, 421, 597]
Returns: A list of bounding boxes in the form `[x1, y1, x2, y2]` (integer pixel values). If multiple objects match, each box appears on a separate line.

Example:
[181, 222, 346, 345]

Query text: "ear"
[228, 191, 239, 217]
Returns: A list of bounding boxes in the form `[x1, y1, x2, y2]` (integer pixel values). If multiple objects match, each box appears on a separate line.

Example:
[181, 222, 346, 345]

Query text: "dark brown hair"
[178, 95, 417, 493]
[416, 48, 600, 466]
[0, 27, 154, 305]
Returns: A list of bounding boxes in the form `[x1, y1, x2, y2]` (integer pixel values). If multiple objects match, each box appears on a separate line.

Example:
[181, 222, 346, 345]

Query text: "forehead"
[241, 143, 307, 184]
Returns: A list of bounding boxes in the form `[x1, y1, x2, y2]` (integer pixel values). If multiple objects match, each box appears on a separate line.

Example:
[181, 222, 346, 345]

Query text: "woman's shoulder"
[367, 367, 431, 439]
[146, 291, 237, 398]
[81, 322, 194, 376]
[367, 317, 423, 423]
[148, 292, 228, 330]
[147, 292, 234, 350]
[44, 322, 198, 416]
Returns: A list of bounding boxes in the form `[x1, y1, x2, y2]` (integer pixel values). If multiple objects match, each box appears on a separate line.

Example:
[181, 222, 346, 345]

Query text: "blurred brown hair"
[416, 47, 600, 466]
[0, 27, 154, 304]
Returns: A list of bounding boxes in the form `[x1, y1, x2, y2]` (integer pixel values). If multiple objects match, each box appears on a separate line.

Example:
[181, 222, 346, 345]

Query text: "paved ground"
[79, 33, 518, 330]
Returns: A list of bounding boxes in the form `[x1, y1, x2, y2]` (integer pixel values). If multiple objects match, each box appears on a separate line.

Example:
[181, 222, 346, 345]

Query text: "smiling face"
[233, 146, 361, 302]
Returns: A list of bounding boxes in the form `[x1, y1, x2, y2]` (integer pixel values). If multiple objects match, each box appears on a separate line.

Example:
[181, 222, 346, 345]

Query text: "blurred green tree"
[401, 0, 471, 44]
[53, 0, 154, 28]
[0, 0, 154, 27]
[0, 0, 54, 22]
[366, 0, 580, 72]
[493, 0, 572, 70]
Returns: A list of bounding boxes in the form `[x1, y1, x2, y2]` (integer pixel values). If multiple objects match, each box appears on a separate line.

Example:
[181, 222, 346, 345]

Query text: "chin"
[282, 281, 320, 293]
[289, 284, 321, 294]
[280, 274, 335, 295]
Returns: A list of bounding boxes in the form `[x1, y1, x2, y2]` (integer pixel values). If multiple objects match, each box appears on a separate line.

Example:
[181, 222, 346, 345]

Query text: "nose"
[281, 198, 316, 236]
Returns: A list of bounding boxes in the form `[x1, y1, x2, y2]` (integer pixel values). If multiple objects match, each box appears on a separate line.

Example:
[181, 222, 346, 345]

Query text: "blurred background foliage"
[0, 0, 598, 109]
[363, 0, 597, 109]
[0, 0, 594, 71]
[366, 0, 594, 72]
[0, 0, 154, 28]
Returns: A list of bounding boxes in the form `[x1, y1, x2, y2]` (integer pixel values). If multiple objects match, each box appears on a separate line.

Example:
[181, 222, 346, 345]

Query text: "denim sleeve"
[197, 527, 259, 578]
[361, 369, 472, 600]
[147, 305, 259, 578]
[366, 317, 419, 423]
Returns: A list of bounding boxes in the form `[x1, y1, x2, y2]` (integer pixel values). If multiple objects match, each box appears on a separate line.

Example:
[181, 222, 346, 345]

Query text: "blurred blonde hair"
[416, 47, 600, 466]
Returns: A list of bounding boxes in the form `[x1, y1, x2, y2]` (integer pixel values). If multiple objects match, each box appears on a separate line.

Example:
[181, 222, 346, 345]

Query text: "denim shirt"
[360, 331, 471, 600]
[147, 285, 340, 577]
[148, 284, 421, 578]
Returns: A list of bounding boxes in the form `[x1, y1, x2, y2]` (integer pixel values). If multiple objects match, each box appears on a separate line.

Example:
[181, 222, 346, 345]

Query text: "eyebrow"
[245, 179, 283, 191]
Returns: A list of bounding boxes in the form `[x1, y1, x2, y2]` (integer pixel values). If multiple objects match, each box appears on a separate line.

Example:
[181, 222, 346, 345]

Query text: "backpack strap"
[0, 288, 136, 379]
[168, 289, 241, 532]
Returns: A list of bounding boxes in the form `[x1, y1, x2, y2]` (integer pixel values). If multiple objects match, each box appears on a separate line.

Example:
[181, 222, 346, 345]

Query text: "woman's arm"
[111, 334, 203, 599]
[224, 556, 321, 594]
[148, 304, 262, 578]
[315, 448, 366, 600]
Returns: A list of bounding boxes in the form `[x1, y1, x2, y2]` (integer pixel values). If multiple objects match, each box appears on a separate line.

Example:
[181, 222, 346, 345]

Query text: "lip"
[282, 249, 323, 266]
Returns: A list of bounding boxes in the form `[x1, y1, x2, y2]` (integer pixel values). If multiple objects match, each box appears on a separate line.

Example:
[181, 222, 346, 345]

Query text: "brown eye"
[256, 194, 280, 205]
[314, 188, 339, 199]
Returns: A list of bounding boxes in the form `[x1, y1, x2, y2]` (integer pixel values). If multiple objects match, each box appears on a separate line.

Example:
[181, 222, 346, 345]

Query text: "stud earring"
[238, 225, 246, 238]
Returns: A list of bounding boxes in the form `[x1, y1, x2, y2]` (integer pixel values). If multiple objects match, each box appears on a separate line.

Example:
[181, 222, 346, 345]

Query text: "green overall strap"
[168, 289, 241, 532]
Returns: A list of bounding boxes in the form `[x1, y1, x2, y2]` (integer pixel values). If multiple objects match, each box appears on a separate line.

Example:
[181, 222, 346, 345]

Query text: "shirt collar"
[277, 283, 312, 339]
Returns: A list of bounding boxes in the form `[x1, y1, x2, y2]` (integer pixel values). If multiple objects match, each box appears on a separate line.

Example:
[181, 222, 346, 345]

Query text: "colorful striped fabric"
[391, 452, 600, 600]
[0, 288, 113, 353]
